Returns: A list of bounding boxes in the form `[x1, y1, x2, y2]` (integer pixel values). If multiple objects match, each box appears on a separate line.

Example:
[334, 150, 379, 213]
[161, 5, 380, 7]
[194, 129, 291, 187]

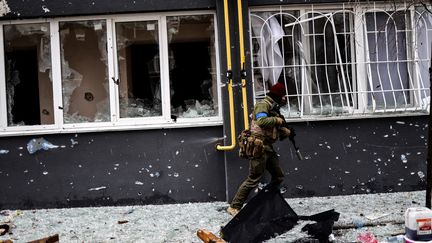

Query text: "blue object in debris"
[352, 217, 364, 228]
[386, 235, 404, 243]
[27, 138, 59, 154]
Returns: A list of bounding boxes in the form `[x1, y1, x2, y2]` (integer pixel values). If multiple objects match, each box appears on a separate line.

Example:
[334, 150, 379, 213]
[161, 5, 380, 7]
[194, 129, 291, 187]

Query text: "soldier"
[227, 82, 292, 217]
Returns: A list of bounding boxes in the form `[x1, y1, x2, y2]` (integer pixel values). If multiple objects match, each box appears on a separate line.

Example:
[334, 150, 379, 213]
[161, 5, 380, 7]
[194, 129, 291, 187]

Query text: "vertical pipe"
[237, 0, 249, 130]
[216, 0, 236, 151]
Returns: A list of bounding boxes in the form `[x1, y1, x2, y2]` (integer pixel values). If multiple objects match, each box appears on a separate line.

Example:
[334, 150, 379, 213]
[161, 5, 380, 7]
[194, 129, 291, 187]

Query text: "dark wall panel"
[0, 116, 428, 210]
[249, 0, 385, 6]
[1, 0, 215, 19]
[0, 127, 226, 210]
[226, 116, 428, 200]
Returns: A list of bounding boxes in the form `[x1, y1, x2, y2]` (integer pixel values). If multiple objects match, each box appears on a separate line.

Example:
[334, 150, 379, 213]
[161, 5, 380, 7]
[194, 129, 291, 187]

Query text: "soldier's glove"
[279, 127, 291, 141]
[275, 117, 284, 126]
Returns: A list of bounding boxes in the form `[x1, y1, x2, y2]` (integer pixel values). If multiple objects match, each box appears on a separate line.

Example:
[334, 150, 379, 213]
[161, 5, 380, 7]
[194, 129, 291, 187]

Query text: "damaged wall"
[0, 127, 226, 209]
[0, 0, 429, 211]
[226, 116, 428, 201]
[0, 0, 215, 19]
[0, 116, 428, 210]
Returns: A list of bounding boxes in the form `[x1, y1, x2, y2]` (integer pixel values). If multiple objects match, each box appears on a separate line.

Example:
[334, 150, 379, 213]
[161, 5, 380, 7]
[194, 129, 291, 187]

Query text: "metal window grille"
[250, 3, 432, 120]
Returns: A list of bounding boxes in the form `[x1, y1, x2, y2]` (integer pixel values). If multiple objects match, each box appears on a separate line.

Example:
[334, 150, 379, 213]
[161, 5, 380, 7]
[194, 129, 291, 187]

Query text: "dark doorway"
[128, 43, 159, 101]
[6, 48, 41, 125]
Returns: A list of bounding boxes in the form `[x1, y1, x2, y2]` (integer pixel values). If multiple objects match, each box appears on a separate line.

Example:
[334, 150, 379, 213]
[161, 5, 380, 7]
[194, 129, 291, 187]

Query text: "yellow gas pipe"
[216, 0, 236, 151]
[237, 0, 249, 130]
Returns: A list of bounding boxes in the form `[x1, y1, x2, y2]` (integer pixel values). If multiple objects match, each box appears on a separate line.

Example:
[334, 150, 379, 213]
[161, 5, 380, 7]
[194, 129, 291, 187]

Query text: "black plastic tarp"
[221, 185, 339, 243]
[221, 185, 298, 242]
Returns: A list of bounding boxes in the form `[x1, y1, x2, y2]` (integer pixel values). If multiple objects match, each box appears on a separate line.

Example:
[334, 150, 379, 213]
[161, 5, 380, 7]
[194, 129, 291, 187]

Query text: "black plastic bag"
[221, 185, 298, 243]
[221, 184, 340, 243]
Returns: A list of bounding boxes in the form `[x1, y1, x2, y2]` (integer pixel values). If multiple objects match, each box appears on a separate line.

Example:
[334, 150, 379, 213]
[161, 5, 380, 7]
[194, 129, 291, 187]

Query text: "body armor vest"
[250, 99, 279, 145]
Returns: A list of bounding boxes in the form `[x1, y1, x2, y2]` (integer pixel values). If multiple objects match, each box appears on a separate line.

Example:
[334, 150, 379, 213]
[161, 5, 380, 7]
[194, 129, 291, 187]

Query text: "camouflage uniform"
[230, 96, 285, 210]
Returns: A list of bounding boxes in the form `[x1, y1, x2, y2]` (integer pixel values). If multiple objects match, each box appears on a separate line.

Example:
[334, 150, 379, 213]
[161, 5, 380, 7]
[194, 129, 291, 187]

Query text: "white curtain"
[251, 13, 284, 86]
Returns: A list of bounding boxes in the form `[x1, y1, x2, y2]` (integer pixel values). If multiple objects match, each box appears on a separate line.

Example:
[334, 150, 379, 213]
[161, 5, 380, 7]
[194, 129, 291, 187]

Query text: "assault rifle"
[270, 103, 303, 160]
[277, 113, 303, 161]
[288, 128, 303, 161]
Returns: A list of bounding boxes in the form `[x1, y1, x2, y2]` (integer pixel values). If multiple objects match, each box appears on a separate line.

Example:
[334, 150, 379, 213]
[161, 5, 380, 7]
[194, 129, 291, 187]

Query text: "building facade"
[0, 0, 430, 209]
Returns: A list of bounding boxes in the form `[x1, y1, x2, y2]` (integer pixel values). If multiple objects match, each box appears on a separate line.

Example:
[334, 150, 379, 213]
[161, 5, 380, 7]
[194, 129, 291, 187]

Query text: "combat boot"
[227, 206, 240, 217]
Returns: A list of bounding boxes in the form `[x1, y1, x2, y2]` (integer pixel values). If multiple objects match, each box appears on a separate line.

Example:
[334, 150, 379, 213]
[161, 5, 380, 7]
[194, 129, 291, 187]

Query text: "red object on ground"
[357, 232, 378, 243]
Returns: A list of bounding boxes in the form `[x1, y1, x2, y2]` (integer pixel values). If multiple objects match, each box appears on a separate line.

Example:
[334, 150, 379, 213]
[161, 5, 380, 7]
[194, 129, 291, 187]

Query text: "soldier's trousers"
[230, 149, 284, 209]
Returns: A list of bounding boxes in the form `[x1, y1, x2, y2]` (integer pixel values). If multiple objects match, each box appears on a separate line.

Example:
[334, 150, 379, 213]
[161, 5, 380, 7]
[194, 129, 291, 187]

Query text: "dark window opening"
[170, 41, 212, 110]
[6, 48, 41, 125]
[167, 14, 218, 118]
[128, 43, 160, 103]
[3, 23, 53, 126]
[116, 20, 162, 118]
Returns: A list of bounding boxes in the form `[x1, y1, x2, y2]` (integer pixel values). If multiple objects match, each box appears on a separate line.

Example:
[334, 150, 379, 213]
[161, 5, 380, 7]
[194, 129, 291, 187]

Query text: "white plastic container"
[405, 207, 432, 241]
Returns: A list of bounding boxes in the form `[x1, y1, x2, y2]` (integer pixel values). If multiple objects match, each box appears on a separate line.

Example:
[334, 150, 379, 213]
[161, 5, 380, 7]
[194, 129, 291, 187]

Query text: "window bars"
[250, 3, 432, 120]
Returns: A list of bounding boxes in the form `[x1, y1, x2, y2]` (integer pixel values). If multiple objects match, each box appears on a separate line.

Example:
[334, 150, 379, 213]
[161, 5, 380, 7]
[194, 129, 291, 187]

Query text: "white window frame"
[0, 11, 222, 137]
[57, 17, 114, 130]
[0, 19, 61, 133]
[0, 24, 6, 130]
[163, 12, 223, 125]
[249, 3, 431, 121]
[111, 15, 168, 127]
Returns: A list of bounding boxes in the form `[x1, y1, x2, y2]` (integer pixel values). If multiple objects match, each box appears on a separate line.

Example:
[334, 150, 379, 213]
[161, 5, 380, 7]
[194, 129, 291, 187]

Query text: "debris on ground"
[197, 229, 225, 243]
[0, 225, 9, 236]
[27, 234, 59, 243]
[0, 190, 426, 242]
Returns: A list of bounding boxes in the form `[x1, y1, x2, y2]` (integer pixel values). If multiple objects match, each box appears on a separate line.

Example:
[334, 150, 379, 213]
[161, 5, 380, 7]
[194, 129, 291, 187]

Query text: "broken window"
[415, 6, 432, 108]
[167, 15, 218, 118]
[365, 11, 410, 110]
[306, 12, 355, 115]
[250, 11, 298, 98]
[3, 23, 54, 126]
[250, 5, 430, 119]
[115, 20, 162, 118]
[0, 12, 221, 135]
[251, 10, 355, 118]
[59, 20, 110, 123]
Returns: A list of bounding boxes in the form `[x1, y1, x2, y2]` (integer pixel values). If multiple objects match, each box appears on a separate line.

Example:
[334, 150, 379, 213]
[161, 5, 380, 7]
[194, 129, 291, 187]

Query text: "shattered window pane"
[250, 10, 355, 117]
[307, 12, 354, 113]
[250, 11, 302, 117]
[365, 12, 410, 109]
[3, 23, 54, 126]
[167, 15, 218, 118]
[415, 7, 432, 107]
[59, 20, 110, 123]
[115, 21, 162, 118]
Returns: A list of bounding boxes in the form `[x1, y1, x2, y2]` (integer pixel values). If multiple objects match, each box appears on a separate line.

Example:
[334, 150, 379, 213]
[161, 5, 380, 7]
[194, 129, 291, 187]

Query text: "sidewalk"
[0, 190, 425, 242]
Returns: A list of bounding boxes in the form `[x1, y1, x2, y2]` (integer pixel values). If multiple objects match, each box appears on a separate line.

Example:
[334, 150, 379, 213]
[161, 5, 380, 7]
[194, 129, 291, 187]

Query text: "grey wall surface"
[0, 0, 215, 19]
[226, 116, 428, 201]
[0, 127, 226, 209]
[0, 116, 428, 210]
[248, 0, 383, 5]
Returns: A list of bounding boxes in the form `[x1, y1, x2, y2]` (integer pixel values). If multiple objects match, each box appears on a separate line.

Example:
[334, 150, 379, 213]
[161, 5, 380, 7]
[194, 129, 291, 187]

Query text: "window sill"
[0, 119, 223, 137]
[284, 111, 429, 123]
